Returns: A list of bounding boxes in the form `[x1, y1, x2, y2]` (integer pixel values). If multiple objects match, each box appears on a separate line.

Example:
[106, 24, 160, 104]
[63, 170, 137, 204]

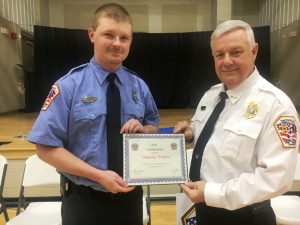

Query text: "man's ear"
[88, 28, 95, 43]
[252, 43, 258, 60]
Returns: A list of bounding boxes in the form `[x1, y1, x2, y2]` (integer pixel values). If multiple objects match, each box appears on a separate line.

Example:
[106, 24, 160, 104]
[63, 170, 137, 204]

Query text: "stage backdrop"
[31, 26, 270, 111]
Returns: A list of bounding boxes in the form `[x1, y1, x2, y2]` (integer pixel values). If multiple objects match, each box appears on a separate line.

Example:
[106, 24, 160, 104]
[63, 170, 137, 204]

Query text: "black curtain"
[33, 26, 93, 110]
[31, 25, 270, 111]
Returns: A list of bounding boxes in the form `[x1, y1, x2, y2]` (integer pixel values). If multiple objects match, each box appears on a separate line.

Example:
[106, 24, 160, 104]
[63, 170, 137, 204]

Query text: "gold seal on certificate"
[123, 133, 188, 185]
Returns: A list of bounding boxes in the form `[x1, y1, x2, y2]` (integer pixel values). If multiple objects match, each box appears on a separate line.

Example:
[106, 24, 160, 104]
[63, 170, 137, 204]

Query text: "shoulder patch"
[274, 116, 297, 148]
[41, 84, 60, 111]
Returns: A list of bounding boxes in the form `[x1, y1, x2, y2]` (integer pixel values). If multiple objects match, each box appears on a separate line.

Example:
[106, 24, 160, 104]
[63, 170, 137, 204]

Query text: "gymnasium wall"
[0, 17, 24, 113]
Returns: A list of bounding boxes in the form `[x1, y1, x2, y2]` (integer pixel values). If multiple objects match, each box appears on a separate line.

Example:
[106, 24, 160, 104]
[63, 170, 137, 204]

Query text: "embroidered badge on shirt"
[245, 102, 259, 119]
[275, 116, 297, 148]
[41, 84, 60, 111]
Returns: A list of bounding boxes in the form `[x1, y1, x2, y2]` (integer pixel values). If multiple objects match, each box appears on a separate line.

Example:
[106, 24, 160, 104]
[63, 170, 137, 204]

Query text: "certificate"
[123, 133, 188, 185]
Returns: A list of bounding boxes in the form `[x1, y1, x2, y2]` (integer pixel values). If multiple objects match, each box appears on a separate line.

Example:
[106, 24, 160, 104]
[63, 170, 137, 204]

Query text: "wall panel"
[0, 18, 24, 113]
[0, 0, 35, 32]
[162, 4, 197, 32]
[260, 0, 300, 31]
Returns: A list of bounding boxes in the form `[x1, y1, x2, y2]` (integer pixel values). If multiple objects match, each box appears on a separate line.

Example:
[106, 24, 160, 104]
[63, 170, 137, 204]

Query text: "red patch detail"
[274, 116, 297, 148]
[41, 84, 60, 111]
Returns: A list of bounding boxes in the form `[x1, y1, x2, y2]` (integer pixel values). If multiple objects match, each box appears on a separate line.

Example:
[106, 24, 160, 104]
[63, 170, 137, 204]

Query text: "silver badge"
[81, 96, 97, 103]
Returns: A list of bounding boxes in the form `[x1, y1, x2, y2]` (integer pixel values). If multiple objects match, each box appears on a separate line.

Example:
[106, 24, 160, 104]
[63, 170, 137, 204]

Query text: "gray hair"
[210, 20, 255, 50]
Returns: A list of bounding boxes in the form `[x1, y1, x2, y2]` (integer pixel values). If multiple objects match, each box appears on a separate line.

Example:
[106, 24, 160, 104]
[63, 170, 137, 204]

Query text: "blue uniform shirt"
[28, 57, 160, 191]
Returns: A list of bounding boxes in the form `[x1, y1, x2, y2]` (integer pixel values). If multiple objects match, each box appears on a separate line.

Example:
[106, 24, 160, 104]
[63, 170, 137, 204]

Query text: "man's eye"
[231, 51, 241, 57]
[104, 33, 113, 38]
[121, 36, 129, 41]
[215, 54, 224, 59]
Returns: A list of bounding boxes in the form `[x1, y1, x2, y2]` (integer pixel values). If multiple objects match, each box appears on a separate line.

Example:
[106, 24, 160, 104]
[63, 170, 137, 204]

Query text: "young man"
[28, 3, 159, 225]
[174, 20, 299, 225]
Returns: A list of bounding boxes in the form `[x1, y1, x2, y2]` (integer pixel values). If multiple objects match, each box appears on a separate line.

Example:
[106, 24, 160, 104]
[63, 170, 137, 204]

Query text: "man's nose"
[223, 53, 233, 65]
[112, 37, 121, 45]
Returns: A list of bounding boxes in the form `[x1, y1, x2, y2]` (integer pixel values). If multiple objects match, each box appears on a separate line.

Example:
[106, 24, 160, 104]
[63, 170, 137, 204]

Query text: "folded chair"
[0, 155, 9, 222]
[176, 149, 196, 225]
[7, 154, 62, 225]
[143, 185, 151, 225]
[271, 154, 300, 225]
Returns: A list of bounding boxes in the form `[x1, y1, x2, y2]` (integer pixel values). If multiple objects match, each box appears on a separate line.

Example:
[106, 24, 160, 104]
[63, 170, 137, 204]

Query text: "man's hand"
[173, 120, 194, 142]
[180, 181, 206, 203]
[97, 170, 135, 194]
[121, 118, 144, 134]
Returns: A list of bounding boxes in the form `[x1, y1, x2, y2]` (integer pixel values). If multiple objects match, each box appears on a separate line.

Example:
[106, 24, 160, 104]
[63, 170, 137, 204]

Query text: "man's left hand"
[121, 118, 144, 134]
[180, 181, 206, 203]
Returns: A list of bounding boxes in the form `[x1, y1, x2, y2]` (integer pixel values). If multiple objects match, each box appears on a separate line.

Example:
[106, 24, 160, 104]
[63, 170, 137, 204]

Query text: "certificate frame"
[123, 133, 188, 185]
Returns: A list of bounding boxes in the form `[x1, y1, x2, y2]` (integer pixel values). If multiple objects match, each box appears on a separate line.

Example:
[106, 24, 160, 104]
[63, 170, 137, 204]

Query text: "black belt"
[60, 176, 125, 199]
[196, 199, 276, 225]
[250, 200, 271, 215]
[197, 200, 272, 215]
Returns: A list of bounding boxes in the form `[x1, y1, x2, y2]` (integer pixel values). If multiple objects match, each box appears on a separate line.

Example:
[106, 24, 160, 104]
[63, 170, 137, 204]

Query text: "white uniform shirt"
[191, 68, 299, 210]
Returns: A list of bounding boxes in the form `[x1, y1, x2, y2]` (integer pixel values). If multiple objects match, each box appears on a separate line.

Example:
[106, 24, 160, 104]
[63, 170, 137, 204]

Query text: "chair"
[143, 196, 149, 225]
[176, 149, 197, 225]
[143, 185, 151, 225]
[180, 148, 193, 190]
[0, 155, 9, 222]
[7, 154, 62, 225]
[271, 154, 300, 225]
[158, 127, 174, 134]
[186, 148, 193, 172]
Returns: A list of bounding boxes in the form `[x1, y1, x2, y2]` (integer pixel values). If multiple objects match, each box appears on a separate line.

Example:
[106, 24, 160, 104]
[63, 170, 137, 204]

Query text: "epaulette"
[123, 66, 141, 78]
[209, 83, 222, 90]
[60, 63, 88, 81]
[256, 78, 279, 96]
[67, 63, 88, 74]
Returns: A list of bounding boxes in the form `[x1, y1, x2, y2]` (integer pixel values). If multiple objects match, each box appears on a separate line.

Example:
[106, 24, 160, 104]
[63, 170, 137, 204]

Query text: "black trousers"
[196, 201, 276, 225]
[61, 178, 143, 225]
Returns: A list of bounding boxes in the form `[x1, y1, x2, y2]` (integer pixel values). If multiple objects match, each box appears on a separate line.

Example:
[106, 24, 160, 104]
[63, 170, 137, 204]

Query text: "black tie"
[106, 73, 123, 176]
[189, 91, 228, 181]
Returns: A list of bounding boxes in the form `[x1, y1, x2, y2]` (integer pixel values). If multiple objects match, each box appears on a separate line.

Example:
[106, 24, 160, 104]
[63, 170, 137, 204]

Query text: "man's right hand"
[97, 170, 135, 194]
[173, 120, 194, 142]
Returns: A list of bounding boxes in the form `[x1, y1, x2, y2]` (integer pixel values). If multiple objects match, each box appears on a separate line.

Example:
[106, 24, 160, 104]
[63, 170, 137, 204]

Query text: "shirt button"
[195, 154, 199, 159]
[90, 113, 95, 119]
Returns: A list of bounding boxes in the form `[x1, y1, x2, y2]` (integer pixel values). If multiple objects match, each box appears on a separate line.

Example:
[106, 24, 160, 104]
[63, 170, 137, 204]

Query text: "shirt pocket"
[71, 102, 106, 158]
[73, 101, 106, 121]
[123, 103, 145, 123]
[221, 120, 263, 164]
[192, 109, 210, 139]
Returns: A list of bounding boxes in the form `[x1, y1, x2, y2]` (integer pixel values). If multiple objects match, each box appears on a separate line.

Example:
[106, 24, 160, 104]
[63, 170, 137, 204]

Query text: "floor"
[0, 201, 177, 224]
[0, 109, 194, 225]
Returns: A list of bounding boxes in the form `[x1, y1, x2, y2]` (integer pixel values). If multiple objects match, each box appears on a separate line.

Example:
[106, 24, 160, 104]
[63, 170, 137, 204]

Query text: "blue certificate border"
[123, 133, 187, 185]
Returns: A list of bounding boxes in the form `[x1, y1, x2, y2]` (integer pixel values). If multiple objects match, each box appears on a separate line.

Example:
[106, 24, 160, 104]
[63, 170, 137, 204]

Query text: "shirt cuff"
[204, 182, 223, 208]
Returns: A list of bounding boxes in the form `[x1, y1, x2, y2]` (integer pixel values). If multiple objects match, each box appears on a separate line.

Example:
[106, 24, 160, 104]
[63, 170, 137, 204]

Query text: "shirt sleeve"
[204, 97, 299, 210]
[27, 79, 72, 147]
[143, 91, 160, 127]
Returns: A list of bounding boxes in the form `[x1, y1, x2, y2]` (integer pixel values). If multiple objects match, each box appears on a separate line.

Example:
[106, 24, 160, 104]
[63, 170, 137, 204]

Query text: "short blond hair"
[91, 3, 132, 30]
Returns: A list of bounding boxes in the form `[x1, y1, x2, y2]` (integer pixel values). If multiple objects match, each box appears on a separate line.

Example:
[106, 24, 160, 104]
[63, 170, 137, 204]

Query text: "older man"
[174, 20, 299, 225]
